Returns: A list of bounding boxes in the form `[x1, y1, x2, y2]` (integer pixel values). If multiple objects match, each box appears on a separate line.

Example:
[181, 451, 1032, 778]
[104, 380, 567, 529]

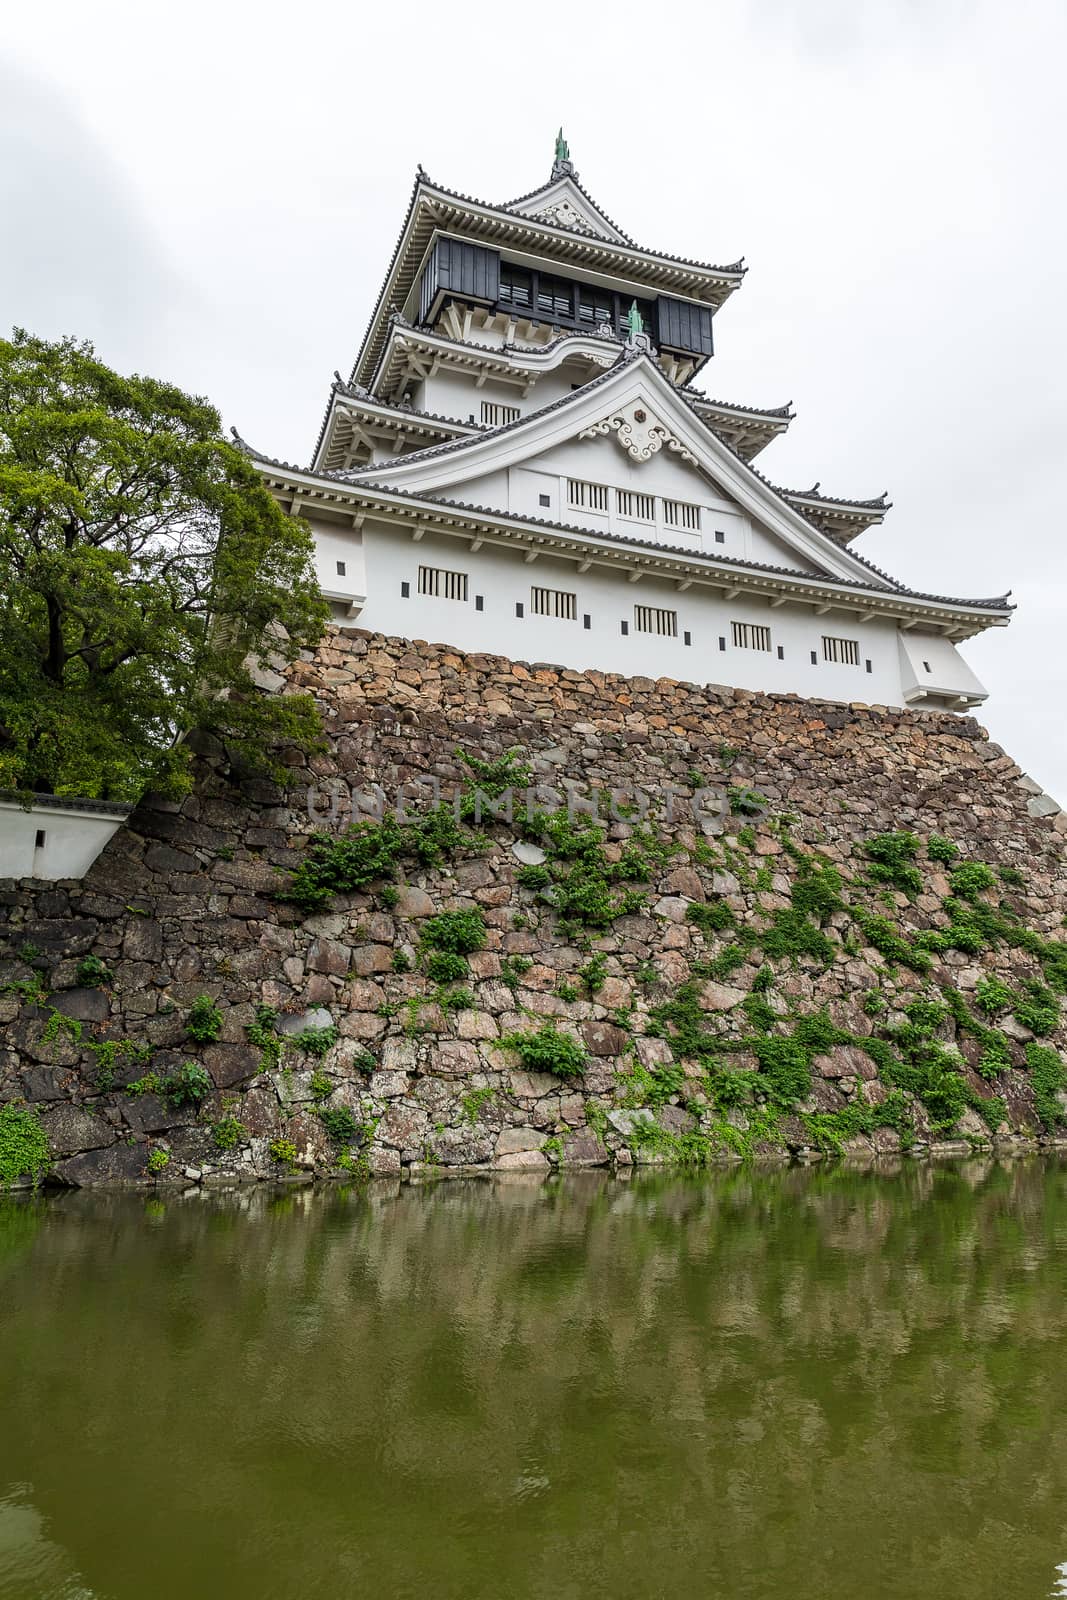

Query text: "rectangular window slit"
[683, 630, 692, 646]
[538, 493, 551, 507]
[663, 498, 701, 532]
[418, 565, 468, 601]
[822, 635, 861, 666]
[480, 401, 520, 427]
[567, 478, 609, 513]
[620, 620, 629, 636]
[401, 581, 410, 598]
[634, 605, 678, 637]
[35, 829, 46, 850]
[731, 621, 772, 652]
[714, 529, 725, 544]
[515, 602, 524, 618]
[531, 586, 577, 621]
[475, 595, 484, 612]
[777, 645, 785, 660]
[865, 659, 873, 674]
[336, 560, 346, 576]
[583, 614, 591, 630]
[616, 489, 655, 523]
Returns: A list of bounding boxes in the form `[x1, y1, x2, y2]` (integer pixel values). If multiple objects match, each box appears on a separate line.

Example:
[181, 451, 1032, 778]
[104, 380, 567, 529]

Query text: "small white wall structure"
[0, 795, 132, 881]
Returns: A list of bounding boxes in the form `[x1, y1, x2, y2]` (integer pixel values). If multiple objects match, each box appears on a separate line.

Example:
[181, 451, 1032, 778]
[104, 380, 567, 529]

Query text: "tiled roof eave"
[251, 458, 1012, 624]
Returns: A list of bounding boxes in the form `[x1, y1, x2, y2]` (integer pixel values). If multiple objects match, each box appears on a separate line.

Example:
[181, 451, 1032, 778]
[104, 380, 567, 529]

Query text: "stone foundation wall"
[2, 626, 1066, 1188]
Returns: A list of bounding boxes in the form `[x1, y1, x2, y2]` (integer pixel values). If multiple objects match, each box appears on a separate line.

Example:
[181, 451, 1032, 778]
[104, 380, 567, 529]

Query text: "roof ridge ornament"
[624, 299, 656, 357]
[551, 126, 578, 182]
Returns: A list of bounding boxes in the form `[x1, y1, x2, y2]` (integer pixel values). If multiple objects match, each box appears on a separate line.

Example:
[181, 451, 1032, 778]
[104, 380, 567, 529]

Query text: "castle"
[247, 134, 1009, 710]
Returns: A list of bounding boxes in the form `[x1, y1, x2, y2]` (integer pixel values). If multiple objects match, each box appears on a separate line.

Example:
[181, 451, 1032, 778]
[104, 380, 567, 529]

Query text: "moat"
[4, 1160, 1067, 1599]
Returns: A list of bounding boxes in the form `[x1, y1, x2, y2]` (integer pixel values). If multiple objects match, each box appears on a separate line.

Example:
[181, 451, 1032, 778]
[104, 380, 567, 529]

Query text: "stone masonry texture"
[2, 625, 1066, 1188]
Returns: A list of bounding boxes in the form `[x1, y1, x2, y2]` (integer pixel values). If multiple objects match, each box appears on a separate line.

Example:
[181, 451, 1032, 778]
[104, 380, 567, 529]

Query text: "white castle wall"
[354, 525, 913, 704]
[0, 798, 131, 881]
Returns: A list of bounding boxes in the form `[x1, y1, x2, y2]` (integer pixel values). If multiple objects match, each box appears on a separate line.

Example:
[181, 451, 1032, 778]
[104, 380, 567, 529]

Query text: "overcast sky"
[3, 0, 1065, 797]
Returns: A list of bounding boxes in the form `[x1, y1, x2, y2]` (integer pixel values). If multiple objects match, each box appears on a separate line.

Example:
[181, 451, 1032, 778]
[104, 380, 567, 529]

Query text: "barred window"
[662, 498, 701, 532]
[480, 400, 520, 427]
[731, 621, 772, 651]
[531, 586, 578, 620]
[634, 604, 678, 637]
[567, 478, 609, 512]
[616, 489, 655, 522]
[822, 635, 861, 665]
[418, 565, 468, 601]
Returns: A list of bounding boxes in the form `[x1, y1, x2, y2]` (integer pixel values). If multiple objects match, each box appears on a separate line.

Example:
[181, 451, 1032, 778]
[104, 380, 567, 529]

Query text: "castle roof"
[349, 170, 745, 389]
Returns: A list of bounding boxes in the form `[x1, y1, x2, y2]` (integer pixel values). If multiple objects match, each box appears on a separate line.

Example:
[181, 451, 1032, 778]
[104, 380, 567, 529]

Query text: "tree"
[0, 329, 330, 800]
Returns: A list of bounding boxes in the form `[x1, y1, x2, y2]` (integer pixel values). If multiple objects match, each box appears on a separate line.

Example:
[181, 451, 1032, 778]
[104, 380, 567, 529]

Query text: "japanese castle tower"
[249, 135, 1010, 709]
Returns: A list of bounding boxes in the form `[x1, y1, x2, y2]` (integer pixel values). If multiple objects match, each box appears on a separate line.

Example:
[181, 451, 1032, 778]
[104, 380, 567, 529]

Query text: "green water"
[4, 1162, 1067, 1600]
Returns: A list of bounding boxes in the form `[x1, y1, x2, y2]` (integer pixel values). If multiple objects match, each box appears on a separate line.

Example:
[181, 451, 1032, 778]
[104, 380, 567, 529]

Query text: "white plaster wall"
[305, 516, 367, 603]
[0, 801, 128, 880]
[353, 525, 916, 704]
[898, 631, 988, 704]
[437, 431, 810, 572]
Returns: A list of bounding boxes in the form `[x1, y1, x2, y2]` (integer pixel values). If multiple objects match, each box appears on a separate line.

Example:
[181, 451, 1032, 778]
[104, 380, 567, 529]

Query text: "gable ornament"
[578, 402, 697, 465]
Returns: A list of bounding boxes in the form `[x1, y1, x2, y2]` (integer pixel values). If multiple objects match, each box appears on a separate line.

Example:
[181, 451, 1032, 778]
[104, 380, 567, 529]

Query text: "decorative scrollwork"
[578, 402, 697, 465]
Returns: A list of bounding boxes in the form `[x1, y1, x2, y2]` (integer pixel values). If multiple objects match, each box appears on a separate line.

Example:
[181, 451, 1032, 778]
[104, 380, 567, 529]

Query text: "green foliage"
[211, 1114, 246, 1151]
[269, 1137, 298, 1168]
[801, 1091, 913, 1155]
[165, 1061, 212, 1106]
[1027, 1043, 1067, 1128]
[308, 1070, 333, 1101]
[555, 981, 579, 1002]
[685, 899, 735, 936]
[0, 1104, 50, 1189]
[87, 1035, 151, 1090]
[759, 909, 836, 967]
[862, 989, 888, 1017]
[742, 992, 776, 1034]
[1013, 981, 1059, 1037]
[727, 785, 766, 817]
[975, 976, 1013, 1016]
[461, 1086, 496, 1124]
[500, 1023, 587, 1079]
[74, 955, 112, 988]
[0, 328, 327, 799]
[863, 832, 923, 896]
[949, 862, 998, 902]
[377, 885, 399, 910]
[790, 856, 845, 922]
[391, 949, 412, 973]
[579, 952, 608, 994]
[998, 864, 1026, 888]
[735, 826, 757, 850]
[750, 965, 774, 994]
[615, 1056, 686, 1109]
[517, 864, 551, 890]
[288, 1023, 339, 1058]
[246, 1004, 283, 1071]
[285, 806, 471, 912]
[186, 994, 223, 1044]
[319, 1106, 360, 1142]
[519, 812, 670, 933]
[146, 1147, 170, 1176]
[500, 954, 533, 990]
[456, 747, 532, 822]
[434, 986, 475, 1014]
[902, 998, 947, 1033]
[425, 949, 471, 985]
[927, 834, 960, 864]
[41, 1008, 82, 1045]
[421, 910, 487, 958]
[1, 972, 49, 1006]
[854, 911, 932, 974]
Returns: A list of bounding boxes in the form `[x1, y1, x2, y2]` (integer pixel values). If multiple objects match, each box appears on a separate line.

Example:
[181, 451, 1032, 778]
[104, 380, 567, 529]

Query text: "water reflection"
[3, 1160, 1067, 1599]
[0, 1488, 97, 1600]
